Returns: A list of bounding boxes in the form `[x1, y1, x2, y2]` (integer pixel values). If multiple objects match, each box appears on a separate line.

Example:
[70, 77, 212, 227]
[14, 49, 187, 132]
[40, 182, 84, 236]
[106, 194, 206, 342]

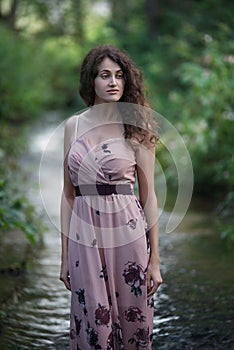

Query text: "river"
[0, 113, 233, 350]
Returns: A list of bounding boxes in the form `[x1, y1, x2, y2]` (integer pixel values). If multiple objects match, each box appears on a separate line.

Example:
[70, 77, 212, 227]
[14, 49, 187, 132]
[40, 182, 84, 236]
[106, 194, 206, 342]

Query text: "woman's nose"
[109, 76, 117, 86]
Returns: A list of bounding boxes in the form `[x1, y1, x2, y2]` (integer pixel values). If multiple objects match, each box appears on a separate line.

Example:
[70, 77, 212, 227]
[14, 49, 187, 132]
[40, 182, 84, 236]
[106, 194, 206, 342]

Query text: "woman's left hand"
[146, 261, 163, 297]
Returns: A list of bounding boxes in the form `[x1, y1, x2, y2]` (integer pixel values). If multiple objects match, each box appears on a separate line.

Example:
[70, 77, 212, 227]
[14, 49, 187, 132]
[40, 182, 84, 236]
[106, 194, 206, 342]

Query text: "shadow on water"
[0, 113, 233, 349]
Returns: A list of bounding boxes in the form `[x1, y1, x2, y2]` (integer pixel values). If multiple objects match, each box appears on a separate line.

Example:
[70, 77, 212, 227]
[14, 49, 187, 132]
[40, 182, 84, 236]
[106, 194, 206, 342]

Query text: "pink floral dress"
[67, 117, 154, 349]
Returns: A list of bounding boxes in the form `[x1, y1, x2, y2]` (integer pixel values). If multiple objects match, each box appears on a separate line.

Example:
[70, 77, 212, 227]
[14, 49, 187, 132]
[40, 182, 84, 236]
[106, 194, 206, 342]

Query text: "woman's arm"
[60, 116, 76, 290]
[135, 142, 163, 297]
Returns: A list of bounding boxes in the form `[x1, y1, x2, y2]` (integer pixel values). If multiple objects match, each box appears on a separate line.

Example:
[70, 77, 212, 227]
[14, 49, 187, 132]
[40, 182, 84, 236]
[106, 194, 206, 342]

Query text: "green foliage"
[0, 179, 41, 244]
[154, 16, 234, 242]
[215, 192, 234, 242]
[171, 37, 234, 190]
[0, 0, 233, 243]
[0, 25, 86, 121]
[41, 37, 85, 108]
[0, 25, 50, 121]
[0, 124, 44, 245]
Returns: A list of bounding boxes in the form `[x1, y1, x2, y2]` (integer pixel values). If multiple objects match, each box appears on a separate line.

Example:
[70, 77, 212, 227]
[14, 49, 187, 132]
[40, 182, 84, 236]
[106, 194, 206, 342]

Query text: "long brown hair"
[79, 45, 158, 147]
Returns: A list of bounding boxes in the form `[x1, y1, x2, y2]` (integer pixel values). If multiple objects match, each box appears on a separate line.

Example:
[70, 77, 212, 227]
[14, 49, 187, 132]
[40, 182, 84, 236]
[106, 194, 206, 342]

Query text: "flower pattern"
[147, 296, 154, 308]
[126, 218, 138, 229]
[107, 329, 114, 350]
[128, 326, 151, 348]
[91, 238, 97, 247]
[74, 316, 82, 336]
[75, 289, 87, 316]
[95, 303, 110, 326]
[70, 316, 82, 340]
[123, 306, 146, 323]
[70, 329, 76, 340]
[122, 261, 146, 297]
[112, 322, 124, 349]
[100, 265, 108, 281]
[101, 143, 111, 153]
[86, 322, 102, 349]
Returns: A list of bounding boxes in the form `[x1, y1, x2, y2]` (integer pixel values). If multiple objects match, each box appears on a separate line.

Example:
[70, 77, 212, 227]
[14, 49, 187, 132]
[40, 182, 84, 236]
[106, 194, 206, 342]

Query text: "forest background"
[0, 0, 233, 244]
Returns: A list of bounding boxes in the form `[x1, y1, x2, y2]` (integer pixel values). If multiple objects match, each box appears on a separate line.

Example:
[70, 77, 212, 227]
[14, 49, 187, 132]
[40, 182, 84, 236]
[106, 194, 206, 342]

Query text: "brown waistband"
[75, 184, 133, 196]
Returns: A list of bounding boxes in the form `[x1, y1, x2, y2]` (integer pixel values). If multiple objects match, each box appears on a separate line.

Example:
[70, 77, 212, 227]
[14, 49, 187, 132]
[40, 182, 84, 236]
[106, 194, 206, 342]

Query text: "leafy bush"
[0, 25, 51, 121]
[0, 123, 44, 244]
[41, 37, 85, 109]
[159, 25, 234, 242]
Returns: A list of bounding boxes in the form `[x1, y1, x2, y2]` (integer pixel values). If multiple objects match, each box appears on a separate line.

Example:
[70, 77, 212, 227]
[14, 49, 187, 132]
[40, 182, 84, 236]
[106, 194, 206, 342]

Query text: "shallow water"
[0, 115, 233, 349]
[154, 230, 234, 350]
[0, 231, 70, 350]
[1, 220, 233, 350]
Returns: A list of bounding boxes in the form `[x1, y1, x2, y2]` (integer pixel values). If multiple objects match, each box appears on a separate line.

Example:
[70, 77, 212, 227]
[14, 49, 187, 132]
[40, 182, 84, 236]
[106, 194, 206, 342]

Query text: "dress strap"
[74, 115, 79, 142]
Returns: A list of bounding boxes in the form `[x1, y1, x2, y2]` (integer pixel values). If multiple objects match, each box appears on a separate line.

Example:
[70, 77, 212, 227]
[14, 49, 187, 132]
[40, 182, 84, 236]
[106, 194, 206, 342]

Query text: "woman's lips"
[107, 89, 119, 94]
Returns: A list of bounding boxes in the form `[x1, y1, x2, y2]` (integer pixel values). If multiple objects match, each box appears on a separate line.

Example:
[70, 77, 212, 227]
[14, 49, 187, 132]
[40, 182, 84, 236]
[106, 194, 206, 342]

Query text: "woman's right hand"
[60, 262, 71, 291]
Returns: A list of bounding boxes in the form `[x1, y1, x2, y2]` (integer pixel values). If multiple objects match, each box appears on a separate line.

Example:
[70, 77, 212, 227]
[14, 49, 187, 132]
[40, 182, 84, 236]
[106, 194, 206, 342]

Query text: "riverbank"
[0, 230, 29, 320]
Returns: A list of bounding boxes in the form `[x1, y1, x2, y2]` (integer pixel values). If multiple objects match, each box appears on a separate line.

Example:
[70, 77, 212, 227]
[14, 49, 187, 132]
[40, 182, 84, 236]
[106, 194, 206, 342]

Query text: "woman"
[60, 45, 162, 349]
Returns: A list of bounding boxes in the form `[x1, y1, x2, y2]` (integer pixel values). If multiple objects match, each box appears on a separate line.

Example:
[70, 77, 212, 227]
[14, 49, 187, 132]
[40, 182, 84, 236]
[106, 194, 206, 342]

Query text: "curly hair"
[79, 45, 158, 147]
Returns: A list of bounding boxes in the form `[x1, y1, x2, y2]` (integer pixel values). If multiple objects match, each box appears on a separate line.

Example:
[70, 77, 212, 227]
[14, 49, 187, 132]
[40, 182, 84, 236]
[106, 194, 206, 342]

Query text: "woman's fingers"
[147, 282, 159, 297]
[146, 267, 162, 297]
[60, 272, 71, 291]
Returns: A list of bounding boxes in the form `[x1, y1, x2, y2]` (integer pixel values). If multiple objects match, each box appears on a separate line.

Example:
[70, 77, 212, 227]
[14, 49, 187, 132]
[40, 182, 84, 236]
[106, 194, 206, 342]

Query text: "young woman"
[60, 45, 162, 349]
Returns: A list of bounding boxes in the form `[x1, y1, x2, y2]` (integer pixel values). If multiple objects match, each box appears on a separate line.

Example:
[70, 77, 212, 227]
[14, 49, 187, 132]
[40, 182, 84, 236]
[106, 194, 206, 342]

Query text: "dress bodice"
[68, 136, 136, 187]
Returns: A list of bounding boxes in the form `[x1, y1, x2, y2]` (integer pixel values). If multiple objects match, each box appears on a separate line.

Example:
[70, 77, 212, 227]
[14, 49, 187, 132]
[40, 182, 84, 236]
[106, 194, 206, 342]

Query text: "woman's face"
[94, 57, 125, 104]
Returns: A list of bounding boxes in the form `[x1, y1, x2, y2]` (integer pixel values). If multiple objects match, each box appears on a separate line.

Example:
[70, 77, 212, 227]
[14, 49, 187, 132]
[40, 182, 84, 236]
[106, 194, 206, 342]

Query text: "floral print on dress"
[147, 296, 154, 308]
[70, 316, 82, 340]
[101, 143, 111, 153]
[107, 329, 114, 350]
[70, 328, 76, 340]
[126, 218, 138, 229]
[108, 295, 112, 306]
[91, 238, 97, 247]
[75, 289, 87, 316]
[109, 322, 124, 349]
[75, 316, 82, 336]
[95, 303, 110, 326]
[128, 326, 151, 348]
[123, 306, 146, 323]
[100, 265, 108, 281]
[135, 198, 148, 231]
[123, 261, 146, 297]
[86, 322, 102, 349]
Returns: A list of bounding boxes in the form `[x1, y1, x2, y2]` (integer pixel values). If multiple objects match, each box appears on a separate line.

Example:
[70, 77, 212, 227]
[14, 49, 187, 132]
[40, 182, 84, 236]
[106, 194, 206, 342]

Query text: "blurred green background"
[0, 0, 233, 244]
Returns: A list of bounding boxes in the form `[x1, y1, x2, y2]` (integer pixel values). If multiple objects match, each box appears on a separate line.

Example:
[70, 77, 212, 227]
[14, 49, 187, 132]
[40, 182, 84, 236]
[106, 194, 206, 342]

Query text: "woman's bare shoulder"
[64, 111, 84, 132]
[64, 110, 90, 144]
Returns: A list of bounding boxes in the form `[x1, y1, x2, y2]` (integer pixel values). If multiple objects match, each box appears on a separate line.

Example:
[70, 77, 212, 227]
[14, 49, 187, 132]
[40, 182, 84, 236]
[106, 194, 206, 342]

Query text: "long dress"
[67, 115, 154, 349]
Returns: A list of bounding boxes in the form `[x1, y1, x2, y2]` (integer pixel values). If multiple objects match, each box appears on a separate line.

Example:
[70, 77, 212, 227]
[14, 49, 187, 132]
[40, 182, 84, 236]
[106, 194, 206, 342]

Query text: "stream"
[0, 112, 233, 350]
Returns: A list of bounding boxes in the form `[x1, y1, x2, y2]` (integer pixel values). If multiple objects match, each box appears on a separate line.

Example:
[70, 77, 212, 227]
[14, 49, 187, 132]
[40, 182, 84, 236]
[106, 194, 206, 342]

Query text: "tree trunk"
[109, 0, 131, 37]
[71, 0, 85, 43]
[0, 0, 19, 30]
[145, 0, 161, 40]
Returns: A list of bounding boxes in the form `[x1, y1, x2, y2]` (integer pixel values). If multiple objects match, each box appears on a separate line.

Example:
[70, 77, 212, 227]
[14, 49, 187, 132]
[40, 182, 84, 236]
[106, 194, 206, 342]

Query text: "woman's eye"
[100, 74, 109, 79]
[116, 73, 124, 79]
